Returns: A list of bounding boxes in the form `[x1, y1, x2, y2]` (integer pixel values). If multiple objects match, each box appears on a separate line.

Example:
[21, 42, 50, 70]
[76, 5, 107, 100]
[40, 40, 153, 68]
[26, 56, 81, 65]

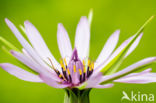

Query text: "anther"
[60, 59, 68, 81]
[87, 59, 92, 78]
[64, 58, 68, 68]
[79, 69, 82, 75]
[48, 57, 61, 77]
[73, 65, 76, 72]
[60, 59, 66, 71]
[82, 60, 86, 81]
[67, 68, 72, 82]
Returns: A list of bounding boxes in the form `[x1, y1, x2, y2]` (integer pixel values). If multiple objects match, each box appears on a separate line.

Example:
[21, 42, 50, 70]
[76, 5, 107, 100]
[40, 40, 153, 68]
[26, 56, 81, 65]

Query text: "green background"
[0, 0, 156, 103]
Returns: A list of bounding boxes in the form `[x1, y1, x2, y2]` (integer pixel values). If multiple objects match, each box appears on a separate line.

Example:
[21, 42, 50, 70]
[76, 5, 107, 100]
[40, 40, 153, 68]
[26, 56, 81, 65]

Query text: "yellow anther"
[73, 65, 76, 72]
[91, 62, 94, 70]
[83, 66, 86, 73]
[79, 69, 82, 75]
[83, 60, 86, 73]
[60, 59, 63, 66]
[64, 58, 67, 66]
[60, 59, 66, 71]
[88, 59, 91, 65]
[59, 74, 62, 78]
[67, 68, 70, 75]
[89, 64, 92, 71]
[83, 60, 85, 65]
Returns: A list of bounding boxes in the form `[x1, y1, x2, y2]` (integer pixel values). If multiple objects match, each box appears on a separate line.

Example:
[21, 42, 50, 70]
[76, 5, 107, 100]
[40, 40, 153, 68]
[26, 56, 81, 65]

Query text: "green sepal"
[64, 88, 91, 103]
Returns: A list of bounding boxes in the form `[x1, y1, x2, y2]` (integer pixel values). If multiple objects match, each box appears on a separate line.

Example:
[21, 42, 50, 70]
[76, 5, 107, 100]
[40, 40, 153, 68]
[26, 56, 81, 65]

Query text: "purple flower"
[0, 11, 156, 91]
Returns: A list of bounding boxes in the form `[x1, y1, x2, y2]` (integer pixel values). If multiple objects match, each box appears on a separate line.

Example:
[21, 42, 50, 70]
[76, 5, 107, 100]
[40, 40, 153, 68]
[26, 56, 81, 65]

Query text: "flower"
[0, 11, 156, 91]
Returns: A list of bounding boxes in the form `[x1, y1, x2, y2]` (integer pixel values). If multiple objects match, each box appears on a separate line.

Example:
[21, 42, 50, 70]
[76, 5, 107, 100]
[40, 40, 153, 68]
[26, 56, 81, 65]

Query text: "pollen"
[88, 59, 91, 66]
[73, 65, 76, 72]
[83, 60, 86, 73]
[91, 62, 94, 70]
[67, 68, 70, 75]
[79, 69, 82, 75]
[59, 74, 62, 78]
[64, 58, 67, 67]
[60, 59, 66, 71]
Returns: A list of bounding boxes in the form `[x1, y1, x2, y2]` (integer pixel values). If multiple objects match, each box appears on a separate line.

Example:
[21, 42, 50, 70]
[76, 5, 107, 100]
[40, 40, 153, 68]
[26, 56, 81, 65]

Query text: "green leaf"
[100, 16, 154, 75]
[0, 36, 20, 51]
[88, 9, 93, 27]
[1, 46, 13, 57]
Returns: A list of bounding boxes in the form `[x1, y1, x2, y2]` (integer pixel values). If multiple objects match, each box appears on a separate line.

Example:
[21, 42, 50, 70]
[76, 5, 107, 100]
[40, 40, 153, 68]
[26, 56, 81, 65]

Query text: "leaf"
[0, 36, 20, 51]
[101, 16, 154, 75]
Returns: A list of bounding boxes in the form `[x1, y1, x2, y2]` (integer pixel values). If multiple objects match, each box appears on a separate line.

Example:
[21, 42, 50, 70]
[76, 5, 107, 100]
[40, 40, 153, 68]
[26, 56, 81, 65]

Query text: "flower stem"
[64, 88, 91, 103]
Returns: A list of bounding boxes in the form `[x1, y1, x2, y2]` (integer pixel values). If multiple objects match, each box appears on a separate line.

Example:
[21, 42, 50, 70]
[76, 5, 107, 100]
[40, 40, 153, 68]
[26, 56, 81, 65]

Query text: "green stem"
[64, 88, 91, 103]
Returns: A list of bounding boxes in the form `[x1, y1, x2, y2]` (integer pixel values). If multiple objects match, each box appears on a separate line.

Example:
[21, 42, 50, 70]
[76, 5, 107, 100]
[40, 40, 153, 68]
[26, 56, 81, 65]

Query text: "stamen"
[83, 60, 86, 73]
[79, 69, 82, 75]
[48, 57, 56, 70]
[79, 69, 82, 83]
[87, 59, 93, 78]
[64, 58, 68, 68]
[88, 59, 91, 66]
[82, 60, 86, 81]
[91, 62, 94, 70]
[59, 74, 64, 80]
[60, 59, 66, 71]
[60, 59, 69, 81]
[73, 65, 76, 72]
[87, 67, 90, 78]
[67, 68, 72, 82]
[67, 68, 70, 75]
[89, 64, 92, 71]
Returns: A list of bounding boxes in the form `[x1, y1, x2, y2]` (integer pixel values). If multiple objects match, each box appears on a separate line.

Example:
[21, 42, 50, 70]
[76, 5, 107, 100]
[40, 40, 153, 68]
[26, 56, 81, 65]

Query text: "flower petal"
[124, 33, 143, 58]
[95, 33, 143, 74]
[10, 50, 60, 82]
[94, 35, 133, 73]
[5, 19, 55, 71]
[57, 23, 72, 59]
[114, 68, 156, 84]
[93, 84, 114, 89]
[0, 63, 43, 82]
[40, 74, 70, 88]
[95, 30, 120, 68]
[86, 72, 103, 88]
[24, 21, 60, 69]
[75, 16, 90, 60]
[100, 57, 156, 84]
[121, 68, 152, 77]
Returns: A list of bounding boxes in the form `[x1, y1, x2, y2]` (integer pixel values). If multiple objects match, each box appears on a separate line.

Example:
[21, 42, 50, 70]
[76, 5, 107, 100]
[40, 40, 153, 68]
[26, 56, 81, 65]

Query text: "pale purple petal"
[95, 33, 142, 73]
[94, 35, 133, 73]
[86, 72, 103, 88]
[93, 84, 114, 89]
[22, 48, 34, 60]
[101, 57, 156, 83]
[57, 23, 72, 59]
[75, 16, 90, 60]
[122, 68, 152, 77]
[114, 68, 156, 84]
[24, 21, 60, 69]
[124, 33, 143, 58]
[40, 74, 70, 88]
[95, 30, 120, 68]
[10, 50, 61, 82]
[5, 19, 54, 72]
[0, 63, 43, 82]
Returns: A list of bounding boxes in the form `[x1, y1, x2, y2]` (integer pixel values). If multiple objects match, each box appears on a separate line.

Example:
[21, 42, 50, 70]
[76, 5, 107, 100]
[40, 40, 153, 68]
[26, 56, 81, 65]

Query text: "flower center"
[49, 49, 94, 86]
